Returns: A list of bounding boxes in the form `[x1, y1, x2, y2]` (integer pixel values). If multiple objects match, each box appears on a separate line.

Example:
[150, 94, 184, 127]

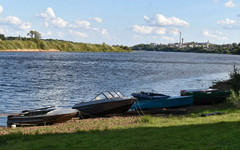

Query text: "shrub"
[24, 41, 38, 49]
[229, 65, 240, 91]
[13, 40, 25, 49]
[227, 89, 240, 107]
[38, 41, 49, 50]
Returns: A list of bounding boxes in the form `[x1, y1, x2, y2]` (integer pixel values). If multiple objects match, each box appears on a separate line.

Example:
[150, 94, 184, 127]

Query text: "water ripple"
[0, 51, 239, 115]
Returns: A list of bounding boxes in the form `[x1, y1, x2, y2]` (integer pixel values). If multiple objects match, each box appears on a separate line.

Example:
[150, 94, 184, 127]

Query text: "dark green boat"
[180, 89, 231, 105]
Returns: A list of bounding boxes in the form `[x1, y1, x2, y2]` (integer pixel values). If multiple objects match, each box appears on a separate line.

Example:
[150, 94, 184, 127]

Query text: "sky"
[0, 0, 240, 46]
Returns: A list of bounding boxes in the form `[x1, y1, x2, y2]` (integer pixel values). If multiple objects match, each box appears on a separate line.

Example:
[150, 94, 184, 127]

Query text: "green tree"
[27, 30, 41, 39]
[0, 34, 6, 40]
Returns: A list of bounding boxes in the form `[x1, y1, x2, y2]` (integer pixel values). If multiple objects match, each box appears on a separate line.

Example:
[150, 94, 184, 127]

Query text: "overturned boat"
[7, 107, 78, 127]
[72, 91, 135, 118]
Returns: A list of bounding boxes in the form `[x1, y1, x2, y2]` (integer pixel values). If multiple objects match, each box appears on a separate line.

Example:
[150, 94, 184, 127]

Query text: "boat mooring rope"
[134, 99, 145, 116]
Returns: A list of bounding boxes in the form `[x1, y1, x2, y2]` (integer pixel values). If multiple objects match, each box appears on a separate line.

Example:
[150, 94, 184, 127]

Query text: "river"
[0, 51, 240, 126]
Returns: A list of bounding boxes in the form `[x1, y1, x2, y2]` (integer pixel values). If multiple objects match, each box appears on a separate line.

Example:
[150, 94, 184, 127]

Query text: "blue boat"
[131, 91, 193, 110]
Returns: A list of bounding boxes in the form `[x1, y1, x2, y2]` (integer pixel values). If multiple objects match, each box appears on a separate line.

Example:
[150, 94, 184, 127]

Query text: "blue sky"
[0, 0, 240, 46]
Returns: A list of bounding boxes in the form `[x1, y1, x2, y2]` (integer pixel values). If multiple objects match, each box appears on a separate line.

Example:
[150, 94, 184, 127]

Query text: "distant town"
[132, 33, 240, 55]
[149, 40, 211, 49]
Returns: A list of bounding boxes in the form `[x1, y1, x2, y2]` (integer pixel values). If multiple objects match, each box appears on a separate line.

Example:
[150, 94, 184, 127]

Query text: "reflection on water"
[0, 51, 239, 115]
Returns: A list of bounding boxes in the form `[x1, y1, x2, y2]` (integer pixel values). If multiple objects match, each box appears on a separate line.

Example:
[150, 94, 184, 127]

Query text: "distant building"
[150, 43, 156, 46]
[167, 41, 211, 49]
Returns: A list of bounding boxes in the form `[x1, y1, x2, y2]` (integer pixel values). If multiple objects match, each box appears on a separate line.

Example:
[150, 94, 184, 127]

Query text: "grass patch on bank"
[1, 103, 240, 150]
[1, 121, 240, 150]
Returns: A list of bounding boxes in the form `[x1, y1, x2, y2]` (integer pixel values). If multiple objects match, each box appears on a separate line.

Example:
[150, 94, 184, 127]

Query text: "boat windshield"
[92, 93, 106, 101]
[110, 91, 120, 98]
[103, 92, 114, 99]
[92, 91, 124, 101]
[116, 92, 124, 97]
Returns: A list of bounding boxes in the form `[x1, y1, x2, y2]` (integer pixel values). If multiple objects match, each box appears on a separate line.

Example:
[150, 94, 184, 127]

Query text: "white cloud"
[38, 7, 56, 19]
[75, 19, 90, 28]
[37, 7, 68, 28]
[133, 25, 154, 34]
[144, 15, 149, 21]
[37, 7, 106, 36]
[5, 16, 22, 25]
[101, 29, 108, 35]
[217, 18, 240, 29]
[132, 14, 186, 36]
[0, 16, 31, 30]
[224, 0, 237, 8]
[155, 28, 166, 35]
[0, 5, 3, 14]
[46, 31, 52, 36]
[56, 32, 65, 39]
[145, 14, 190, 27]
[133, 25, 166, 35]
[93, 17, 102, 23]
[75, 32, 88, 37]
[202, 30, 228, 40]
[69, 30, 88, 38]
[0, 27, 6, 34]
[19, 22, 32, 30]
[51, 17, 68, 28]
[44, 21, 49, 27]
[92, 27, 101, 31]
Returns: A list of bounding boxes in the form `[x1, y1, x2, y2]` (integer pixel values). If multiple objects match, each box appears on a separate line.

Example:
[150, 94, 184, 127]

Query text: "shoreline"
[0, 49, 60, 52]
[0, 116, 140, 135]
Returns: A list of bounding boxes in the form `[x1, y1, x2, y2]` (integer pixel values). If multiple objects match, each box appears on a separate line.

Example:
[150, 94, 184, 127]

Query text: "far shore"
[0, 49, 60, 52]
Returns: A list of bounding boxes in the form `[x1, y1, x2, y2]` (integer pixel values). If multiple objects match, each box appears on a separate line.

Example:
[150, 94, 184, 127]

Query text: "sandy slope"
[0, 49, 60, 52]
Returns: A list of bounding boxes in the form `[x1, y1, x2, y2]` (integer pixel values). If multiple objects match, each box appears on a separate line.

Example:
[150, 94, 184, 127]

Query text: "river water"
[0, 51, 240, 126]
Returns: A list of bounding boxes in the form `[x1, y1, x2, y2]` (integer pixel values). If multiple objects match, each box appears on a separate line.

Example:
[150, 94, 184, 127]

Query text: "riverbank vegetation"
[132, 43, 240, 55]
[211, 66, 240, 91]
[0, 31, 131, 52]
[211, 66, 240, 108]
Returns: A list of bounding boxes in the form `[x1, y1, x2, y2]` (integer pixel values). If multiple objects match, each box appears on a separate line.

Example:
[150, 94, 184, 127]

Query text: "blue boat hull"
[131, 96, 193, 110]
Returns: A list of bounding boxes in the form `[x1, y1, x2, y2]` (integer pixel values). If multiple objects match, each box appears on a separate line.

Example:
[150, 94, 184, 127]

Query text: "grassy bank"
[0, 40, 132, 52]
[1, 103, 240, 150]
[2, 122, 240, 150]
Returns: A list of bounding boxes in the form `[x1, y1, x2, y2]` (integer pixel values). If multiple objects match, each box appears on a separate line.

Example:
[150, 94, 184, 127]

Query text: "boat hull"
[181, 90, 231, 105]
[131, 96, 193, 110]
[72, 98, 135, 118]
[7, 109, 78, 127]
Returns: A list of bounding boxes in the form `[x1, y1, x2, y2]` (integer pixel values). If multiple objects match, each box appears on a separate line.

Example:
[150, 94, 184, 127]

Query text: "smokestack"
[179, 32, 181, 44]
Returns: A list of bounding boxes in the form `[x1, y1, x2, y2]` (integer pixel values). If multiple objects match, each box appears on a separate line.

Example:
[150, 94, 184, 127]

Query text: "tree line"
[0, 31, 132, 52]
[132, 43, 240, 55]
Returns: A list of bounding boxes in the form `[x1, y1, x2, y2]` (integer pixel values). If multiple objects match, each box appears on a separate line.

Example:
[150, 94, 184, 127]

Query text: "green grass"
[1, 122, 240, 150]
[1, 103, 240, 150]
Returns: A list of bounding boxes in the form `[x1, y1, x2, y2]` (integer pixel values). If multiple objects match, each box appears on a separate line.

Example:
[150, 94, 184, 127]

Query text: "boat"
[131, 90, 193, 110]
[21, 106, 56, 116]
[7, 108, 79, 127]
[180, 89, 231, 105]
[72, 91, 135, 118]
